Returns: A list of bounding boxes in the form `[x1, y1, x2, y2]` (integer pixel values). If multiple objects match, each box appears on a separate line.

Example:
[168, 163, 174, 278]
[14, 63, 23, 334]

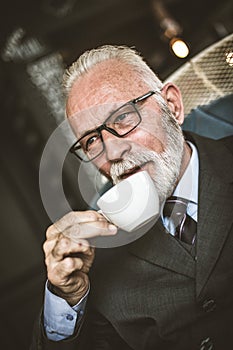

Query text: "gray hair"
[63, 45, 164, 96]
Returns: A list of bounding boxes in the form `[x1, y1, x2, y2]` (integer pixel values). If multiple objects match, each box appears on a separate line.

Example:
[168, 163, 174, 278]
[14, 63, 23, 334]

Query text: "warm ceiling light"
[170, 38, 189, 58]
[225, 51, 233, 67]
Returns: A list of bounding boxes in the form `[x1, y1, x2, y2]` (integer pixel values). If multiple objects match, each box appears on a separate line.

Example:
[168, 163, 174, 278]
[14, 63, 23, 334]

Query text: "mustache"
[110, 150, 159, 183]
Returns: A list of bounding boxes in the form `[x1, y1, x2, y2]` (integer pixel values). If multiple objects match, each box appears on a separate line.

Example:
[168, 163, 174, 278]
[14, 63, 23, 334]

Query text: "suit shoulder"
[218, 134, 233, 154]
[185, 131, 233, 153]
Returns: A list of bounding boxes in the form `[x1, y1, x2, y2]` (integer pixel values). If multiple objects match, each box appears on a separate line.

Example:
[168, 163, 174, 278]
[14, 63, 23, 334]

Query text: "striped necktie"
[163, 196, 197, 245]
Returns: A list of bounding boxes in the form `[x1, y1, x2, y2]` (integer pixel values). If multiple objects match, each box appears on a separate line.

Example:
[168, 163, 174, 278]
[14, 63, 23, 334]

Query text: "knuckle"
[75, 258, 84, 270]
[63, 211, 75, 223]
[53, 245, 62, 258]
[98, 220, 108, 229]
[43, 240, 54, 256]
[46, 224, 60, 239]
[43, 241, 48, 253]
[63, 257, 75, 270]
[75, 210, 98, 223]
[44, 257, 50, 267]
[46, 225, 53, 238]
[86, 210, 99, 221]
[59, 236, 70, 248]
[78, 259, 84, 270]
[65, 211, 82, 224]
[66, 211, 76, 218]
[64, 257, 83, 272]
[77, 258, 84, 270]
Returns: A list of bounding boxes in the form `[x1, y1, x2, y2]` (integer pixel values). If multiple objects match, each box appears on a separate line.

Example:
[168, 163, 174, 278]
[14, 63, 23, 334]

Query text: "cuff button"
[66, 314, 74, 321]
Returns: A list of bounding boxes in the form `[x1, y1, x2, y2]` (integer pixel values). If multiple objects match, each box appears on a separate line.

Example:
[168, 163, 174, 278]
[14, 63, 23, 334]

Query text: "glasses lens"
[106, 103, 140, 136]
[74, 131, 104, 161]
[71, 102, 141, 162]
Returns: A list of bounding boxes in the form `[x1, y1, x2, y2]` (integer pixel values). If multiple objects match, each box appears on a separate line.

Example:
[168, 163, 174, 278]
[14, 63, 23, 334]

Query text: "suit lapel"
[128, 219, 195, 278]
[129, 133, 233, 295]
[194, 134, 233, 296]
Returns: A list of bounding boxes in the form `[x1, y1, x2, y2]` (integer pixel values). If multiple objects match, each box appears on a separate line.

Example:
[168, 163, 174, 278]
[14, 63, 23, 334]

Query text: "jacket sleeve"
[30, 308, 86, 350]
[30, 305, 133, 350]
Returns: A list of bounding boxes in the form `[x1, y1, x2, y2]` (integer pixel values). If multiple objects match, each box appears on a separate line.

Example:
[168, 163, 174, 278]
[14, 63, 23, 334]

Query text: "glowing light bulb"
[170, 38, 189, 58]
[225, 52, 233, 67]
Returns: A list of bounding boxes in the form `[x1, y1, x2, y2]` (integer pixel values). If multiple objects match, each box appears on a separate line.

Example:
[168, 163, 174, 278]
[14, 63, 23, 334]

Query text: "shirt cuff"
[44, 281, 89, 341]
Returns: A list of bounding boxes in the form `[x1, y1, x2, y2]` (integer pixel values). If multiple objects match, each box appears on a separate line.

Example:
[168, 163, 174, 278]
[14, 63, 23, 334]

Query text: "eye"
[86, 135, 98, 149]
[81, 134, 102, 153]
[114, 113, 128, 124]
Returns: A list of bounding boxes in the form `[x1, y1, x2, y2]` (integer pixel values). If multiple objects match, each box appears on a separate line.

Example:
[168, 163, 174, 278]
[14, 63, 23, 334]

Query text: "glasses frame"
[70, 90, 155, 162]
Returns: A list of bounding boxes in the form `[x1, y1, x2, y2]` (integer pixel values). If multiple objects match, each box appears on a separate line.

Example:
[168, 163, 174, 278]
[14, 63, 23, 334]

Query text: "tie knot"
[163, 196, 196, 245]
[163, 197, 188, 224]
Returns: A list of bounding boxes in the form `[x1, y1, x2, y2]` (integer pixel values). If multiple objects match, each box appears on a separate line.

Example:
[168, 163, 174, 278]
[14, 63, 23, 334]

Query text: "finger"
[43, 239, 56, 256]
[47, 256, 84, 285]
[46, 211, 105, 239]
[44, 236, 90, 256]
[59, 256, 84, 276]
[51, 236, 92, 261]
[63, 220, 117, 241]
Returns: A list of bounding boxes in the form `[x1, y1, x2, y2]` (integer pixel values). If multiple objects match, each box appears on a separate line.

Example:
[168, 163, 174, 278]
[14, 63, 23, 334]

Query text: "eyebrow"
[77, 127, 99, 141]
[77, 105, 120, 140]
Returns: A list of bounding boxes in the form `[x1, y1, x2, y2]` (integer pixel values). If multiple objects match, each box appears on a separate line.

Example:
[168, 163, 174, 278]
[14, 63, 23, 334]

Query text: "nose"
[101, 129, 131, 162]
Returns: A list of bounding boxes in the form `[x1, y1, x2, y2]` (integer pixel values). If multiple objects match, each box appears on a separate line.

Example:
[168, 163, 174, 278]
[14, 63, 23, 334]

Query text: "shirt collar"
[172, 141, 199, 205]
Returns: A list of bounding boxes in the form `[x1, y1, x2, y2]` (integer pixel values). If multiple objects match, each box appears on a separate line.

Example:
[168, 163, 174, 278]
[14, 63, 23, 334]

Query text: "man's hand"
[43, 210, 117, 306]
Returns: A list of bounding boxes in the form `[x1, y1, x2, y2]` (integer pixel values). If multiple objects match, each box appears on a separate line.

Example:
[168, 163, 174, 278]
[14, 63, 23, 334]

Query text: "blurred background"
[0, 0, 232, 348]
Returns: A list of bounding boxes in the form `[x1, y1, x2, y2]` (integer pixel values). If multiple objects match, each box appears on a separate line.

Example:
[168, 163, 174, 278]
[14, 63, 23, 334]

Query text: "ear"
[161, 82, 184, 125]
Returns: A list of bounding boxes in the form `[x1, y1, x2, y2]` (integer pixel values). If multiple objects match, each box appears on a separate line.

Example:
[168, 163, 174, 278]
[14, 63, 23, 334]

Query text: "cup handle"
[97, 209, 113, 223]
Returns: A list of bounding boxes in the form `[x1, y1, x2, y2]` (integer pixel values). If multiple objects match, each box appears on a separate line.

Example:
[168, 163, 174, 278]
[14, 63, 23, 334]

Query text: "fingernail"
[108, 224, 117, 233]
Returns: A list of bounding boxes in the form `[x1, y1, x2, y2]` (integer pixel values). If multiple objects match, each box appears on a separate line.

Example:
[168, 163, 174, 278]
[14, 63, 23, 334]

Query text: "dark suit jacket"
[31, 132, 233, 350]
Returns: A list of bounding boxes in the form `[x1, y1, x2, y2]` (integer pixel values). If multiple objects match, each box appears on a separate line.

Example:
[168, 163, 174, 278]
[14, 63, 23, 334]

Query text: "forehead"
[66, 59, 150, 136]
[68, 101, 126, 137]
[66, 60, 149, 114]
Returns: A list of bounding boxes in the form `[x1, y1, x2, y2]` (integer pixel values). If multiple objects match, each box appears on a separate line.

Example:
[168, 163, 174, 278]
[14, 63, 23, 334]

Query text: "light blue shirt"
[44, 281, 89, 341]
[162, 141, 199, 234]
[44, 142, 199, 341]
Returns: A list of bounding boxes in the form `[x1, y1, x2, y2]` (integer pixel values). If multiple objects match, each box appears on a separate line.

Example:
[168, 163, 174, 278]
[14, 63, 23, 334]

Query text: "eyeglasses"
[70, 90, 155, 162]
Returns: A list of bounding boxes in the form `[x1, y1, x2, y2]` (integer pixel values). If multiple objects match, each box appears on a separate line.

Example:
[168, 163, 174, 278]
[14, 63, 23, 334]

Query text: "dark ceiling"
[0, 1, 232, 349]
[1, 0, 233, 77]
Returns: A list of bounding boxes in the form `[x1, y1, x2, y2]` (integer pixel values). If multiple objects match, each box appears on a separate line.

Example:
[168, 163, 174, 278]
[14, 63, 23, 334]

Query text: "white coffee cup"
[97, 170, 160, 232]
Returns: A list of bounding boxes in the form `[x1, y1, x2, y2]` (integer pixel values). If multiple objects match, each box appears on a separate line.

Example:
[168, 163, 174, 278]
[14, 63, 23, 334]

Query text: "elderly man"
[31, 45, 233, 350]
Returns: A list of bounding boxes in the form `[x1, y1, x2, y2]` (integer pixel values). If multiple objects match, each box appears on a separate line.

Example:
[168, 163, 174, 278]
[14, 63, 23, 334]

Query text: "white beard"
[110, 109, 184, 204]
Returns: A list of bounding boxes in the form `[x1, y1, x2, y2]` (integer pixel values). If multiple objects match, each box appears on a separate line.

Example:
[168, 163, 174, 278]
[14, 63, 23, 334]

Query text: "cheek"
[130, 128, 166, 154]
[92, 156, 112, 178]
[134, 110, 168, 153]
[92, 125, 167, 177]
